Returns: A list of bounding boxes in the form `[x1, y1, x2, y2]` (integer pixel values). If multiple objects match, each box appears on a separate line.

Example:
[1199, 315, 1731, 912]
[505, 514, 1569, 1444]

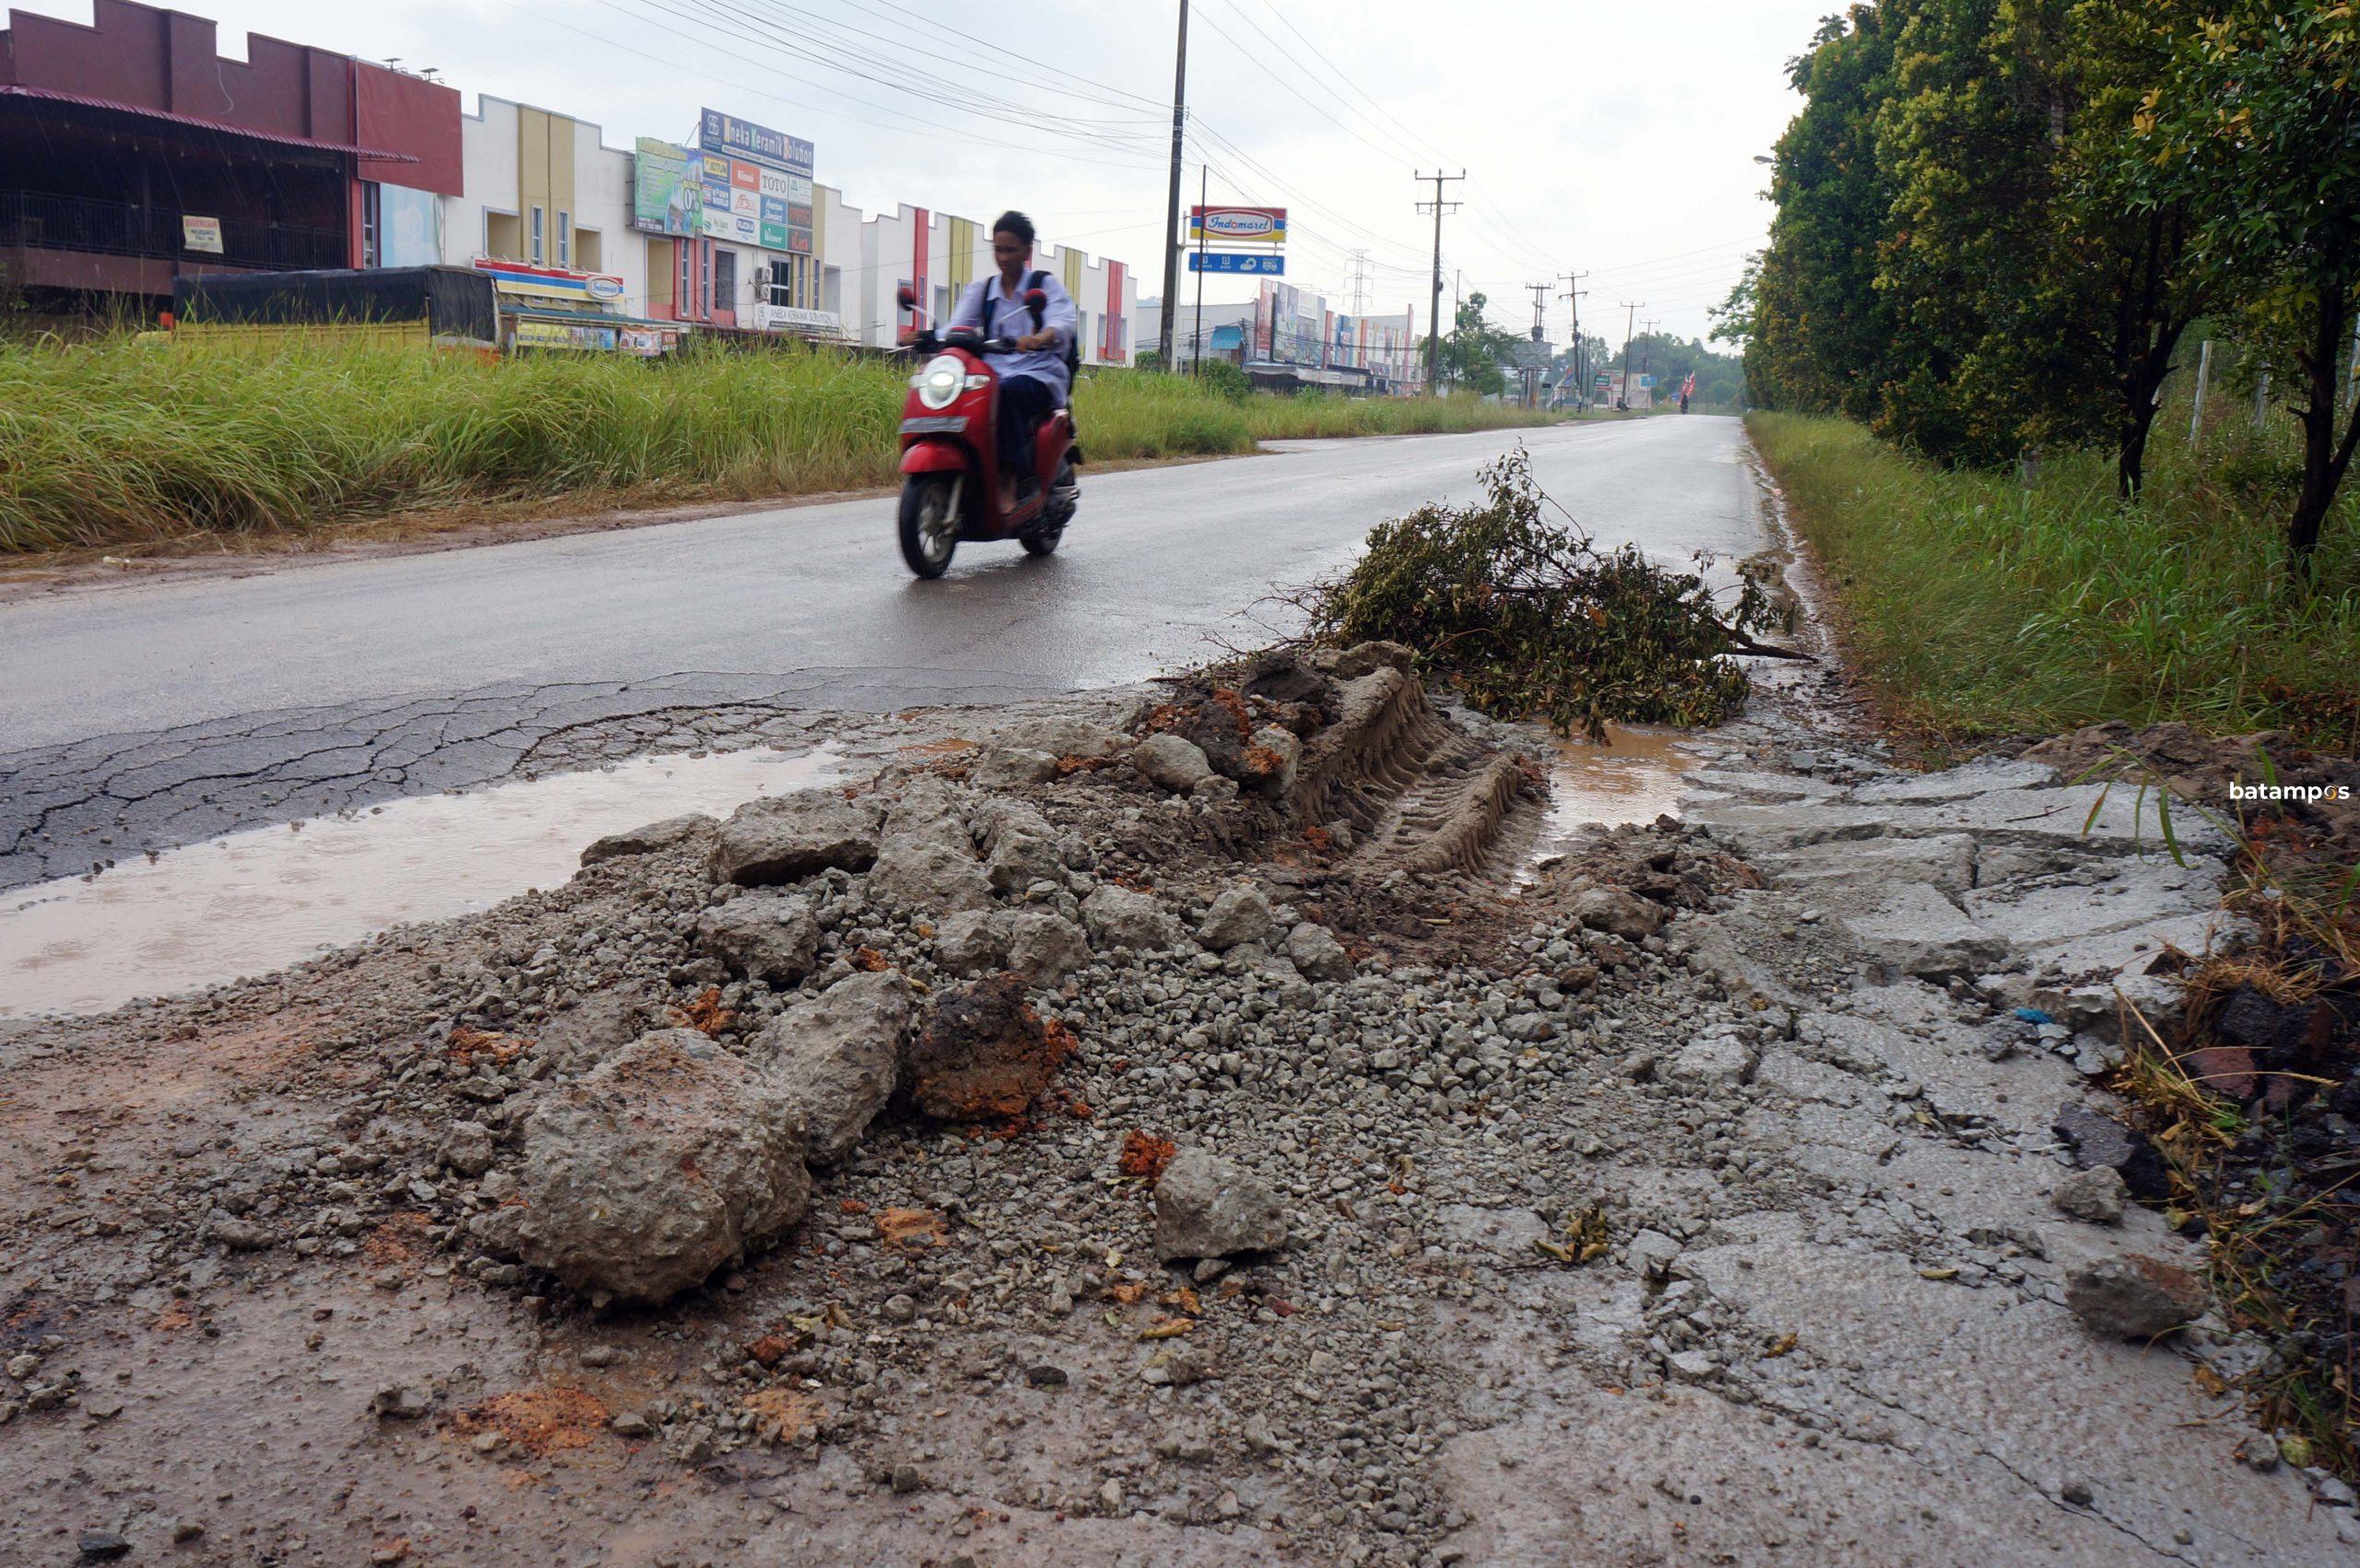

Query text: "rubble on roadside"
[2, 645, 2353, 1564]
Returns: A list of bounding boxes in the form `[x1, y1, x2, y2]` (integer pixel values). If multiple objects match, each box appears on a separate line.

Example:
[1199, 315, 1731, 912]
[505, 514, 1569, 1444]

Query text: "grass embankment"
[0, 337, 1557, 554]
[1748, 412, 2360, 753]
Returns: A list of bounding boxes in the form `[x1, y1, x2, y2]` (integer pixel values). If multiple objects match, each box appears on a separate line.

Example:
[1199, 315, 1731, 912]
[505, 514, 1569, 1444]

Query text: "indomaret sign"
[1189, 206, 1287, 246]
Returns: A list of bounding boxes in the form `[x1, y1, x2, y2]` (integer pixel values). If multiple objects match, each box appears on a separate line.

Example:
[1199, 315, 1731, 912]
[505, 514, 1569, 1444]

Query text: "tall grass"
[1750, 412, 2360, 751]
[0, 336, 1556, 553]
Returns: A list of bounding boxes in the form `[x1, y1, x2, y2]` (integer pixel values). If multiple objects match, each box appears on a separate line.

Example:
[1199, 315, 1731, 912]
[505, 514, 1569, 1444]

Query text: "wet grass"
[1747, 413, 2360, 753]
[0, 336, 1557, 554]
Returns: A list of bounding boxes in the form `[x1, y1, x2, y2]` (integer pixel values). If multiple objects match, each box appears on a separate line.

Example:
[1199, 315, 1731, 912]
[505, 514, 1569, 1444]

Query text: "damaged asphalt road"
[0, 419, 1755, 892]
[1, 630, 2354, 1565]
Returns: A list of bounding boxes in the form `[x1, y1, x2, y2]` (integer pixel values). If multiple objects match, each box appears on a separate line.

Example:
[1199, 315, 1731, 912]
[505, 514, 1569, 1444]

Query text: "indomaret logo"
[2229, 781, 2351, 803]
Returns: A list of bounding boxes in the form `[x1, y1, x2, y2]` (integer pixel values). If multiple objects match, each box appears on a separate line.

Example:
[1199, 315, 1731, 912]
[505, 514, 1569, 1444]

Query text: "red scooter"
[893, 282, 1080, 579]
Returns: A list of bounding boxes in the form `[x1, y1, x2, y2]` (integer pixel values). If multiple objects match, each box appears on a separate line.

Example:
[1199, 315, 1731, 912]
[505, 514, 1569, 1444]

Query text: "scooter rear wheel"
[1021, 458, 1078, 557]
[898, 474, 959, 579]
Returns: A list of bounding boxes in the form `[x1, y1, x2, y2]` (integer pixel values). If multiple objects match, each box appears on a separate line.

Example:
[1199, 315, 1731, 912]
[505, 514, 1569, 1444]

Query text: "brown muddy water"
[0, 747, 845, 1019]
[1519, 723, 1699, 879]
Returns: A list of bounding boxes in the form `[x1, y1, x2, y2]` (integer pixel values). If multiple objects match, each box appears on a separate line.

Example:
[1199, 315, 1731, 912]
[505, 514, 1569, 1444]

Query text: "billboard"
[1189, 206, 1286, 245]
[632, 138, 702, 237]
[699, 108, 814, 175]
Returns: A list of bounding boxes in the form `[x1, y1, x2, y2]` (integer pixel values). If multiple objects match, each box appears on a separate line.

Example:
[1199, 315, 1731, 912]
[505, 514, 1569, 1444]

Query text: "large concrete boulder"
[932, 909, 1011, 975]
[696, 891, 822, 985]
[1153, 1149, 1290, 1261]
[1081, 885, 1185, 952]
[513, 1030, 810, 1304]
[754, 973, 914, 1164]
[710, 790, 883, 886]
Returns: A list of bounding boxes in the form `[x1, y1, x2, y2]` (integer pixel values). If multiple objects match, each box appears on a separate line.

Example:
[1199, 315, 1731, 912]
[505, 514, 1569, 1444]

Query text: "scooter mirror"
[1023, 289, 1047, 313]
[896, 285, 918, 311]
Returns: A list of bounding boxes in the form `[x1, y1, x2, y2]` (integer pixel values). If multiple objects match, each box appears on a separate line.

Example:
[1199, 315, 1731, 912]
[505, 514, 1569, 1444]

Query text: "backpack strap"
[978, 279, 995, 338]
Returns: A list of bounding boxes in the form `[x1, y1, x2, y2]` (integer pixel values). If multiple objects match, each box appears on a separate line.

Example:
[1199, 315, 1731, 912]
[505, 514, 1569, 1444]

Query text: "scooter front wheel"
[898, 474, 960, 579]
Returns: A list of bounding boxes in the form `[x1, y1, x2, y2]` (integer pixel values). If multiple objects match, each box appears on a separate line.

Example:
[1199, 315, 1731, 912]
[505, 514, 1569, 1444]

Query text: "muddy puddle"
[0, 747, 846, 1020]
[1519, 724, 1698, 878]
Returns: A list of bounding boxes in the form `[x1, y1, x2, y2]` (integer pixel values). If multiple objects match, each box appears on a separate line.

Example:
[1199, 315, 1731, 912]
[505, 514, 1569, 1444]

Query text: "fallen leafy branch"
[1276, 446, 1800, 738]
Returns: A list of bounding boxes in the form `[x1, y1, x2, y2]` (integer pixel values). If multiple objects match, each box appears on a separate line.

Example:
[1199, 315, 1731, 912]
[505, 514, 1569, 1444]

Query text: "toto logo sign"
[1192, 206, 1287, 244]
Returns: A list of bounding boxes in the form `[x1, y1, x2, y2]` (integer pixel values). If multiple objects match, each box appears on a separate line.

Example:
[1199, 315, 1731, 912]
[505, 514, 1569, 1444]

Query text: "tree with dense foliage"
[2126, 0, 2360, 568]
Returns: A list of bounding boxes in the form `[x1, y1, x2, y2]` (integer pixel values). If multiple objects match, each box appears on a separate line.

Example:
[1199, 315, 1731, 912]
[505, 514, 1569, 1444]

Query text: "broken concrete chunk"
[1284, 922, 1352, 983]
[2063, 1254, 2206, 1339]
[695, 891, 821, 985]
[709, 789, 882, 886]
[1846, 759, 2059, 804]
[1005, 911, 1092, 984]
[580, 812, 717, 867]
[2051, 1166, 2128, 1225]
[1131, 733, 1216, 795]
[971, 746, 1061, 788]
[1663, 1026, 1758, 1089]
[1198, 884, 1276, 952]
[989, 714, 1128, 760]
[1081, 885, 1184, 952]
[755, 972, 914, 1164]
[931, 909, 1012, 975]
[1626, 1228, 1682, 1280]
[1572, 886, 1663, 940]
[513, 1030, 811, 1304]
[868, 816, 993, 914]
[1153, 1149, 1290, 1261]
[1837, 882, 2007, 980]
[1240, 725, 1301, 797]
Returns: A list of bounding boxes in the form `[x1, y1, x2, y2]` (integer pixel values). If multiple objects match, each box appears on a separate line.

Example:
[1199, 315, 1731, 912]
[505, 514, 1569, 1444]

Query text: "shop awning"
[0, 84, 419, 162]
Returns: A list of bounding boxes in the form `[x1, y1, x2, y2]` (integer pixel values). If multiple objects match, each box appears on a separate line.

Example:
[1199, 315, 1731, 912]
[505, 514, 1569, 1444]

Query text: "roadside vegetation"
[0, 336, 1557, 555]
[1750, 411, 2360, 752]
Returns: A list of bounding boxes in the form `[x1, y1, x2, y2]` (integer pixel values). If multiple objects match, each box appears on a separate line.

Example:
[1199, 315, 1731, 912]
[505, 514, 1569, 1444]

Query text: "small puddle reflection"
[0, 747, 846, 1020]
[1518, 724, 1697, 881]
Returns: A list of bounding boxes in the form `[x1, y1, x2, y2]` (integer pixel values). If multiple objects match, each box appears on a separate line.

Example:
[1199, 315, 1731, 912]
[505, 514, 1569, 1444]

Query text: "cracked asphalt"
[0, 419, 1756, 890]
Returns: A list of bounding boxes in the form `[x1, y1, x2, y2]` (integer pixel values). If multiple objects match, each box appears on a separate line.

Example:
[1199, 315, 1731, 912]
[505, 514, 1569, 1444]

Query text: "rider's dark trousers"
[997, 374, 1056, 486]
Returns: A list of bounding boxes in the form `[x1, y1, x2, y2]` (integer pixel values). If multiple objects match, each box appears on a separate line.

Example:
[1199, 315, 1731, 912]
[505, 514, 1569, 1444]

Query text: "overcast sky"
[18, 0, 1826, 344]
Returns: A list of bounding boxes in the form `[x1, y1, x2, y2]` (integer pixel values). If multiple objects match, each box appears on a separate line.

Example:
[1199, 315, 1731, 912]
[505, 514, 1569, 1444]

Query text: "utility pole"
[1525, 282, 1550, 408]
[1191, 164, 1207, 373]
[1560, 270, 1587, 408]
[1415, 170, 1463, 395]
[1157, 0, 1188, 369]
[1617, 301, 1641, 408]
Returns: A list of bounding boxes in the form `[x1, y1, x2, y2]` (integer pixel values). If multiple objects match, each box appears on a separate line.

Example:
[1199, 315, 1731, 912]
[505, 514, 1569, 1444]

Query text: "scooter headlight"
[916, 353, 965, 410]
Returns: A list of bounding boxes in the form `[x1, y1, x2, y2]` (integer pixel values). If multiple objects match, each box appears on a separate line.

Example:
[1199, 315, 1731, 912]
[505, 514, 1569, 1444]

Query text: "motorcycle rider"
[946, 210, 1078, 511]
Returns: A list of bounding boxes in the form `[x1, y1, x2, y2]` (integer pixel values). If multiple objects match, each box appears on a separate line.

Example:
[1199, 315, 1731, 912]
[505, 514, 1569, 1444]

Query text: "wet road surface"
[0, 416, 1757, 887]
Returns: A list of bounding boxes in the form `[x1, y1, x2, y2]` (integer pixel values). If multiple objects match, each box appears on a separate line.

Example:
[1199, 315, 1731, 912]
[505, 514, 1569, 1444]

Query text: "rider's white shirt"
[947, 268, 1080, 402]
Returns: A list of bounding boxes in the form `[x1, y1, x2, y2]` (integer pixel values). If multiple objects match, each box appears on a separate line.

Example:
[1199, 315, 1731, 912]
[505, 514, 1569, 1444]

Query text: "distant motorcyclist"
[947, 210, 1078, 511]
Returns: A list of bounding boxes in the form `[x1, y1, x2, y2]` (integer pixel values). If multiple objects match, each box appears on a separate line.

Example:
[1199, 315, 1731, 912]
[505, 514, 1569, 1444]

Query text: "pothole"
[0, 746, 846, 1019]
[1518, 724, 1699, 880]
